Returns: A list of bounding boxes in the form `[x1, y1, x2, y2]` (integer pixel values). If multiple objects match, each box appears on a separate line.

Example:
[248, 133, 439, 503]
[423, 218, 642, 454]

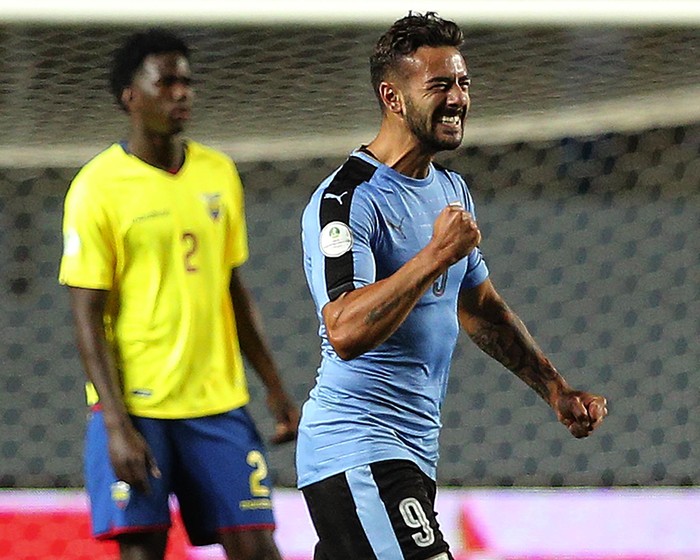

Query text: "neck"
[364, 119, 435, 179]
[127, 129, 185, 171]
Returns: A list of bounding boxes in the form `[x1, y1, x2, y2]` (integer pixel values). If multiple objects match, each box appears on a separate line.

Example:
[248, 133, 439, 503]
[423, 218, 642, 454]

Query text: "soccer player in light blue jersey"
[297, 12, 608, 560]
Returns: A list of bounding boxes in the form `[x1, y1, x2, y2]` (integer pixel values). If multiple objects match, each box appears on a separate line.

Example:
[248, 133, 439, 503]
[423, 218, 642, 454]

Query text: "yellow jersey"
[59, 141, 250, 418]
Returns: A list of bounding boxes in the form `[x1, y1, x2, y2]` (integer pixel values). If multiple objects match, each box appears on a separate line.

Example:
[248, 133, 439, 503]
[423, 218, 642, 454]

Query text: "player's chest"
[116, 183, 229, 244]
[374, 191, 445, 264]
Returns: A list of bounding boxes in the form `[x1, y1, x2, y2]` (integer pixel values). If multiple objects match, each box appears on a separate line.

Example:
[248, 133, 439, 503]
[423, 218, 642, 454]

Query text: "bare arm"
[458, 279, 607, 438]
[229, 269, 299, 444]
[323, 203, 481, 360]
[67, 286, 159, 491]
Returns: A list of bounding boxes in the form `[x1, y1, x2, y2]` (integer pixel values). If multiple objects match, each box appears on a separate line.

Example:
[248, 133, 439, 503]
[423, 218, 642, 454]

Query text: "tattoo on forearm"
[364, 272, 435, 325]
[467, 302, 558, 402]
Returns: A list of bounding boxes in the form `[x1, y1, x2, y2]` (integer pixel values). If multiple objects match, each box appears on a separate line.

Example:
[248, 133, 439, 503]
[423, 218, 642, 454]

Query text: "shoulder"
[68, 144, 126, 196]
[314, 155, 378, 202]
[433, 161, 467, 186]
[75, 143, 125, 177]
[306, 155, 378, 214]
[186, 140, 237, 172]
[433, 161, 475, 205]
[185, 139, 229, 161]
[325, 154, 379, 194]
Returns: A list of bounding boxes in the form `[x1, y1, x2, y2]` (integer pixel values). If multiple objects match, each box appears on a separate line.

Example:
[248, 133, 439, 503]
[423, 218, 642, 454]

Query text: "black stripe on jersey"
[319, 155, 377, 302]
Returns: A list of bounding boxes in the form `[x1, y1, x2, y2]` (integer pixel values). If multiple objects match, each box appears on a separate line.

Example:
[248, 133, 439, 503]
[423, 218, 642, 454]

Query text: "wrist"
[546, 376, 572, 407]
[101, 408, 133, 432]
[416, 243, 451, 279]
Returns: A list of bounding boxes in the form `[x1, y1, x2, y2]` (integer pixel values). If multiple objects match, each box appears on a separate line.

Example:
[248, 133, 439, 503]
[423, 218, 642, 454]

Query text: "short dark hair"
[109, 28, 190, 110]
[369, 12, 463, 107]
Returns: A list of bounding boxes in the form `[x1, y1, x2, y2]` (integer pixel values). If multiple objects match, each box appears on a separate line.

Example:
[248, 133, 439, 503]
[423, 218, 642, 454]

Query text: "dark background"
[0, 22, 698, 488]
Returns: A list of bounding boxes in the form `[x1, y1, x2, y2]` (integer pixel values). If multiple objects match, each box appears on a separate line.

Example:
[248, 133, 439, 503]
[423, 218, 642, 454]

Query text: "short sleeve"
[58, 177, 116, 289]
[225, 159, 249, 269]
[302, 182, 377, 311]
[457, 171, 490, 290]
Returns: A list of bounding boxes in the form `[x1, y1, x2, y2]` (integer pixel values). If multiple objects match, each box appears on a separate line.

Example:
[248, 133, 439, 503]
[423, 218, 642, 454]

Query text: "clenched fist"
[430, 202, 481, 267]
[554, 389, 608, 438]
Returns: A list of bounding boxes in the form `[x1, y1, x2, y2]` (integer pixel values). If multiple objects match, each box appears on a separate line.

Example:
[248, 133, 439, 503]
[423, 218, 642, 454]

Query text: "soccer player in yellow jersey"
[59, 29, 298, 560]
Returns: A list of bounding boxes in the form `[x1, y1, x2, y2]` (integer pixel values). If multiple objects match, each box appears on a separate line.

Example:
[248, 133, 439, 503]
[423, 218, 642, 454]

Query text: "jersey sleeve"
[457, 172, 490, 291]
[225, 159, 249, 269]
[58, 176, 116, 290]
[302, 182, 377, 311]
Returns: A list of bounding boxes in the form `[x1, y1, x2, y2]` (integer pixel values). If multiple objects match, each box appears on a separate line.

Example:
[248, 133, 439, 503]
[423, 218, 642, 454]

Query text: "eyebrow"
[425, 75, 471, 85]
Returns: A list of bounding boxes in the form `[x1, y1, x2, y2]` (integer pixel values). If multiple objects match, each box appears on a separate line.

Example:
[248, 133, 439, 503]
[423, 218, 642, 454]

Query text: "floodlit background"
[0, 1, 698, 558]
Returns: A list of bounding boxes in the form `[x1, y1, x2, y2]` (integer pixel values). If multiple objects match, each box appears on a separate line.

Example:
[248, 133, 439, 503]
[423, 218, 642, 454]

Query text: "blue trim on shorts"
[346, 464, 403, 558]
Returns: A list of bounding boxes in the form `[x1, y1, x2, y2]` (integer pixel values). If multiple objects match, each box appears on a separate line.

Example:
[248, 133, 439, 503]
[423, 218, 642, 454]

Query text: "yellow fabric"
[59, 141, 250, 418]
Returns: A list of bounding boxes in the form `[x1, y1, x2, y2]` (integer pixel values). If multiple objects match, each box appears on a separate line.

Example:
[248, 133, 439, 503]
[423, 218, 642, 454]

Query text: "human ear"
[378, 82, 402, 114]
[120, 86, 134, 110]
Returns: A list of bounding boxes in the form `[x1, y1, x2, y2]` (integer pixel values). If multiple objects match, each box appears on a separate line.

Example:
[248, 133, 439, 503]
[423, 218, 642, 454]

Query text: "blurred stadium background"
[0, 1, 698, 558]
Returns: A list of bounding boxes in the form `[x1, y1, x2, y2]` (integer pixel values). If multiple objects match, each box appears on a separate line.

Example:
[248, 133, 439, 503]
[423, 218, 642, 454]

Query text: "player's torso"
[352, 165, 468, 366]
[103, 153, 232, 291]
[88, 145, 247, 417]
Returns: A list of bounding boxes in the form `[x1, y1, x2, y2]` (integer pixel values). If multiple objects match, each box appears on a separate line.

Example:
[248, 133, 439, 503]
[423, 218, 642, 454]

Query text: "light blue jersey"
[297, 150, 489, 488]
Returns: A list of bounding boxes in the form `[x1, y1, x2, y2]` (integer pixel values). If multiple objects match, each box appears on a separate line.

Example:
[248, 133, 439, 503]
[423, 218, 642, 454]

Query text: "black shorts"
[301, 460, 453, 560]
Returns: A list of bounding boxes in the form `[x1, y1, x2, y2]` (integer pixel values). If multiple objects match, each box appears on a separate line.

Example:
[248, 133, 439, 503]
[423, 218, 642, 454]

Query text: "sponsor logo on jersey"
[319, 221, 353, 257]
[133, 210, 169, 223]
[386, 216, 407, 239]
[323, 191, 348, 205]
[239, 498, 272, 510]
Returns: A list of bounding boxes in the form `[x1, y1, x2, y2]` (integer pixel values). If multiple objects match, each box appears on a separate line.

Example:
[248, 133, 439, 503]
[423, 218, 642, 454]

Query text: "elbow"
[335, 348, 360, 362]
[322, 296, 373, 360]
[326, 327, 366, 361]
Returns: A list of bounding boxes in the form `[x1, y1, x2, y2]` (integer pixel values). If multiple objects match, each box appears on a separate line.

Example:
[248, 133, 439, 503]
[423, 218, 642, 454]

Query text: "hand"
[430, 203, 481, 267]
[266, 389, 300, 445]
[553, 389, 608, 438]
[107, 422, 160, 494]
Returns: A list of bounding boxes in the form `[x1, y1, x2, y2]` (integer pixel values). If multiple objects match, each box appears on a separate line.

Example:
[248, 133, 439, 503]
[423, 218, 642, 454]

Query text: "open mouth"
[171, 107, 191, 120]
[439, 115, 461, 126]
[436, 114, 462, 131]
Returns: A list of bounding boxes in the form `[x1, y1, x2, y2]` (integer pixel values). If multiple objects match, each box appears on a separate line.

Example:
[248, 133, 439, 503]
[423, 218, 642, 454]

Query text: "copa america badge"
[111, 480, 131, 510]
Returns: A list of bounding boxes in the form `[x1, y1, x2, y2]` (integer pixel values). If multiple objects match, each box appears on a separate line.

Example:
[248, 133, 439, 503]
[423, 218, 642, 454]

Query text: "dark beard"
[404, 99, 463, 152]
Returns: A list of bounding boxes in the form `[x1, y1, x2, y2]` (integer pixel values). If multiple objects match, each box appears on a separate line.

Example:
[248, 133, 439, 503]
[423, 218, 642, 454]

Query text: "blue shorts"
[85, 407, 275, 545]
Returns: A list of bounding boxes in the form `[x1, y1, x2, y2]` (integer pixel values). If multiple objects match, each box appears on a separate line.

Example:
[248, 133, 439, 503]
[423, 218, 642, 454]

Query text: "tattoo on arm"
[364, 272, 436, 325]
[467, 300, 558, 402]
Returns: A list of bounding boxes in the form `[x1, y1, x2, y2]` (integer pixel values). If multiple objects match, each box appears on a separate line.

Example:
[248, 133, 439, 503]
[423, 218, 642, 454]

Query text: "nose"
[447, 82, 468, 107]
[172, 79, 192, 101]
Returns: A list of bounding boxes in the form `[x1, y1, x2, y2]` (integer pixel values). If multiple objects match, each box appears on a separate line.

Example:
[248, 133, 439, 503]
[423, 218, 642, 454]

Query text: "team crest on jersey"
[201, 193, 222, 221]
[110, 480, 131, 510]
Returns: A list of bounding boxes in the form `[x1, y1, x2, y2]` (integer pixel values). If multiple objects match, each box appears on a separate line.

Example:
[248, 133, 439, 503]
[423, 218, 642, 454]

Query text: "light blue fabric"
[346, 464, 404, 559]
[297, 150, 489, 487]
